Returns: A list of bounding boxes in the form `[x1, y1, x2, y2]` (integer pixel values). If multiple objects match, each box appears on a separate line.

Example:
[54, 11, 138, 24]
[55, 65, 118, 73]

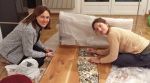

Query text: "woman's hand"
[88, 57, 101, 64]
[45, 52, 54, 57]
[87, 48, 97, 54]
[45, 48, 53, 53]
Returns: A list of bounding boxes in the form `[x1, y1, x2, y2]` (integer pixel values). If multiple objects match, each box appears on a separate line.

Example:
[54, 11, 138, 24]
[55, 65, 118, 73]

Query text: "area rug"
[77, 48, 99, 83]
[78, 48, 150, 83]
[106, 66, 150, 83]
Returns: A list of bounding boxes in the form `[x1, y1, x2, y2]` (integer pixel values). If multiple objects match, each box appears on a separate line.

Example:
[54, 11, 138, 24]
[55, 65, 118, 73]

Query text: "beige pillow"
[59, 11, 133, 48]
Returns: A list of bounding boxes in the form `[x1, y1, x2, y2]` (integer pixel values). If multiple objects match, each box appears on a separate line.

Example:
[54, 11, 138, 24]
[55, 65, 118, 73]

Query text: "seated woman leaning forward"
[88, 17, 150, 68]
[0, 5, 54, 67]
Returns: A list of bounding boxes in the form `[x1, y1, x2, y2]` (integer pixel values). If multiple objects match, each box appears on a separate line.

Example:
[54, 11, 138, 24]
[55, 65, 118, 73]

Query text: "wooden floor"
[40, 45, 112, 83]
[1, 14, 150, 83]
[38, 14, 150, 83]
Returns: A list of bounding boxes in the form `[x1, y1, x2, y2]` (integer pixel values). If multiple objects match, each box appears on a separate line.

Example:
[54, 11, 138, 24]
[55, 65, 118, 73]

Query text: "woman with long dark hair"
[0, 6, 53, 67]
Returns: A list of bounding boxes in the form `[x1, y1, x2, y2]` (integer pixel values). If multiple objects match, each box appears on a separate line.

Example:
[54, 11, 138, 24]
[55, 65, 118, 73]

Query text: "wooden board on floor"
[40, 45, 80, 83]
[0, 66, 7, 80]
[40, 45, 112, 83]
[98, 63, 112, 83]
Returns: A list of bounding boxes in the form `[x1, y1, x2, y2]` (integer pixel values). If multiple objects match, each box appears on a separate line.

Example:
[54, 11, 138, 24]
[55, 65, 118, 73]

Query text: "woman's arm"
[99, 33, 119, 63]
[36, 40, 53, 53]
[21, 28, 45, 58]
[87, 48, 109, 56]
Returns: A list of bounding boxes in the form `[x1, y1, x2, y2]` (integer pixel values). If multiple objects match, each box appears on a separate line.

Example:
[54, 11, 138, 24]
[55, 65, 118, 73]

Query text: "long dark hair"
[22, 5, 51, 29]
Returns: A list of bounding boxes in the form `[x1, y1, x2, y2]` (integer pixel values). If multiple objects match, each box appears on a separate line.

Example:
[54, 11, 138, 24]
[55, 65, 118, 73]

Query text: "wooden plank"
[67, 49, 80, 83]
[98, 63, 112, 83]
[0, 58, 9, 80]
[40, 46, 79, 83]
[0, 67, 7, 80]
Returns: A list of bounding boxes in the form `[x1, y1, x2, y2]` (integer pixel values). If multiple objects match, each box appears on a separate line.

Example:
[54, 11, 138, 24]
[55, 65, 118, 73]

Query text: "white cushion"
[102, 17, 133, 30]
[59, 11, 133, 48]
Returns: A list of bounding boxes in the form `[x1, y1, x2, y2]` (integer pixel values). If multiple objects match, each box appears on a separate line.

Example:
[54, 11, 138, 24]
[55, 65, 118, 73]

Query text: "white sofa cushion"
[102, 17, 133, 30]
[59, 11, 133, 48]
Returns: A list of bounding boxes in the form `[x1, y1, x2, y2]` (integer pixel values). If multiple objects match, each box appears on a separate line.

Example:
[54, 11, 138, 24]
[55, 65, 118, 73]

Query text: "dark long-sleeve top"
[0, 23, 46, 64]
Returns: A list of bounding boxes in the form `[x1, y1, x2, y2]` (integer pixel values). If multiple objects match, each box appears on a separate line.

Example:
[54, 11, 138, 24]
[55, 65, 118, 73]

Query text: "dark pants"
[112, 53, 150, 68]
[19, 44, 46, 67]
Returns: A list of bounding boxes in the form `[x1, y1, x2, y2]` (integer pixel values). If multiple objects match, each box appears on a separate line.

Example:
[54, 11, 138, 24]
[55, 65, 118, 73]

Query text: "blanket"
[106, 66, 150, 83]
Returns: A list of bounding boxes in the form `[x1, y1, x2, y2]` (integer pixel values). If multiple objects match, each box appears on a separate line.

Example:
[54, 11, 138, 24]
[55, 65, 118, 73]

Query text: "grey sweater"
[0, 23, 46, 64]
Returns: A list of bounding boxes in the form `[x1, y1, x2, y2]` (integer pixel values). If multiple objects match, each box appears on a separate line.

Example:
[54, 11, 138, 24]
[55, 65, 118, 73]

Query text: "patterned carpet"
[78, 48, 99, 83]
[78, 48, 150, 83]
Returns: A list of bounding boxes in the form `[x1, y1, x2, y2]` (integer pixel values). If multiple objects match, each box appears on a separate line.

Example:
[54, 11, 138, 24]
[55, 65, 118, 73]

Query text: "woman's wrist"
[45, 53, 48, 57]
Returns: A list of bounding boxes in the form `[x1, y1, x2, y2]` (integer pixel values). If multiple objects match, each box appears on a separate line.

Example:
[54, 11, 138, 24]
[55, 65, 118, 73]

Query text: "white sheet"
[59, 11, 133, 48]
[106, 66, 150, 83]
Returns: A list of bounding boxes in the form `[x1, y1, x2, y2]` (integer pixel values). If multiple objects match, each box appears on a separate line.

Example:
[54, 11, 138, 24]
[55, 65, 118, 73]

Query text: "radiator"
[44, 0, 75, 9]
